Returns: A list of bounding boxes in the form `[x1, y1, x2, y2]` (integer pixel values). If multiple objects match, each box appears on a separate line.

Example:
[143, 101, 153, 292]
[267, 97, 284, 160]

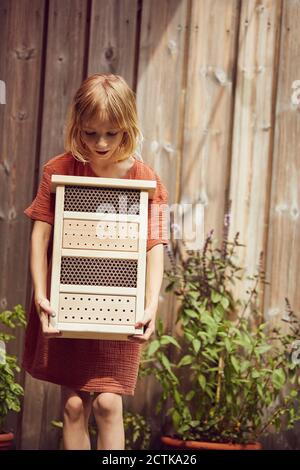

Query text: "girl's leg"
[92, 392, 124, 450]
[61, 386, 93, 450]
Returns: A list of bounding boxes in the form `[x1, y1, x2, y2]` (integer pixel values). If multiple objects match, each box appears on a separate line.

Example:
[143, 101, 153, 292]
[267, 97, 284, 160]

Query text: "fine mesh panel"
[58, 294, 136, 325]
[62, 219, 139, 251]
[64, 186, 140, 214]
[60, 257, 138, 287]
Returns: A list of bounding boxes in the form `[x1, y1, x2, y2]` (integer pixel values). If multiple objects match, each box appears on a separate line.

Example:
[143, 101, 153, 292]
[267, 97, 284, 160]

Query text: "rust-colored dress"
[23, 152, 169, 395]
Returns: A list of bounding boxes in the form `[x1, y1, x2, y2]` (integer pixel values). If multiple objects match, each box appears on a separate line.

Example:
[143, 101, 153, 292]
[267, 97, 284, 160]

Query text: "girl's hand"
[128, 304, 158, 344]
[35, 298, 62, 338]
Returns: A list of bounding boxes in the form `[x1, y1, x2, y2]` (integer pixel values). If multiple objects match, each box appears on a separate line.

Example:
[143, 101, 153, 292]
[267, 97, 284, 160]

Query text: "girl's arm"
[145, 243, 164, 311]
[129, 243, 164, 343]
[31, 221, 51, 304]
[30, 220, 61, 336]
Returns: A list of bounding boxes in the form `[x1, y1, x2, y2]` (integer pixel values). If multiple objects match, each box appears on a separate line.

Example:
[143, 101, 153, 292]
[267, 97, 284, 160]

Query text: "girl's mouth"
[96, 150, 110, 155]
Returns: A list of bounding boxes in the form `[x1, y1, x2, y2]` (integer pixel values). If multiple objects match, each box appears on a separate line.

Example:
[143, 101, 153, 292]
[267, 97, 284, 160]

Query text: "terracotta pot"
[161, 436, 262, 451]
[0, 432, 14, 450]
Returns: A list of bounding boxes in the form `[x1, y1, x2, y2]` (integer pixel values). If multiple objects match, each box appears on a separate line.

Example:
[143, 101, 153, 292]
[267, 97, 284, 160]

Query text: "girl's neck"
[88, 155, 135, 178]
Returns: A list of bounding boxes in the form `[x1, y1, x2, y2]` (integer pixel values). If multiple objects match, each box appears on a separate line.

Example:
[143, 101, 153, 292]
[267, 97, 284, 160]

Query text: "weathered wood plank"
[88, 0, 138, 87]
[133, 0, 189, 422]
[228, 0, 282, 308]
[39, 0, 89, 171]
[136, 0, 186, 204]
[264, 0, 300, 322]
[181, 0, 240, 247]
[0, 0, 46, 448]
[136, 0, 189, 332]
[21, 0, 89, 450]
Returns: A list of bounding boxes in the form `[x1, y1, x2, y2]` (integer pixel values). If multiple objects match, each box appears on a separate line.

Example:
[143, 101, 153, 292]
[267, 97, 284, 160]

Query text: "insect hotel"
[49, 175, 156, 340]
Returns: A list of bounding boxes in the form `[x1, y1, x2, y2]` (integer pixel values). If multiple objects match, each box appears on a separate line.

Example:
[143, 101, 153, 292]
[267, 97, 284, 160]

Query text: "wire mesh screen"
[64, 186, 140, 214]
[60, 256, 138, 287]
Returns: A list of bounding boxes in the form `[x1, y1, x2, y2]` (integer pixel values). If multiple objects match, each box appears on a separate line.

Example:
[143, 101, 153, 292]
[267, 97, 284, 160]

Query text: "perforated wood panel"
[50, 175, 156, 340]
[58, 294, 136, 325]
[62, 219, 139, 251]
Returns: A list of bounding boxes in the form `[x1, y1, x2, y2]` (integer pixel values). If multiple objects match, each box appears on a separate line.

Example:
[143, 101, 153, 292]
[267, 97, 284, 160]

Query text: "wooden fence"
[0, 0, 299, 449]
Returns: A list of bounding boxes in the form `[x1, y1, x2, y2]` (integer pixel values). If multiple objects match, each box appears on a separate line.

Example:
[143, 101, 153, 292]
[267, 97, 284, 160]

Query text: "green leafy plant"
[0, 304, 26, 432]
[123, 411, 151, 450]
[140, 226, 300, 445]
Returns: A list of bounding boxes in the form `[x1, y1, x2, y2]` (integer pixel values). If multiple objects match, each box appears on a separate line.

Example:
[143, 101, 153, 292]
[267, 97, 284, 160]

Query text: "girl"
[23, 73, 169, 450]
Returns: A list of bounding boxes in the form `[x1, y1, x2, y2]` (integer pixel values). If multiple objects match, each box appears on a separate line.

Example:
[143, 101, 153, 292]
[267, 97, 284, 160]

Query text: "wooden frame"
[49, 175, 156, 340]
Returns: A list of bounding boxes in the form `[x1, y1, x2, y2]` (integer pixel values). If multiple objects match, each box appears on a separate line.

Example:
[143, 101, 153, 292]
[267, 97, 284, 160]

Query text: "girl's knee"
[93, 393, 122, 418]
[64, 395, 85, 422]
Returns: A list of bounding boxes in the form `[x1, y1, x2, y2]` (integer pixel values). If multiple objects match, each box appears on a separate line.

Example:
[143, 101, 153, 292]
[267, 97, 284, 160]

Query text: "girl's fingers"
[128, 325, 154, 343]
[42, 323, 62, 337]
[134, 314, 153, 328]
[43, 328, 62, 337]
[38, 299, 57, 318]
[40, 310, 61, 336]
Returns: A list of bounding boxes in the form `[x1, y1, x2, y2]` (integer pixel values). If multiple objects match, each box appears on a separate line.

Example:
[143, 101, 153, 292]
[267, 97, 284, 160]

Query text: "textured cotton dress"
[23, 152, 169, 395]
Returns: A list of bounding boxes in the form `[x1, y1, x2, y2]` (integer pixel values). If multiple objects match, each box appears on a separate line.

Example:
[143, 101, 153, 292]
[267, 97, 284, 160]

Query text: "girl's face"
[80, 116, 125, 163]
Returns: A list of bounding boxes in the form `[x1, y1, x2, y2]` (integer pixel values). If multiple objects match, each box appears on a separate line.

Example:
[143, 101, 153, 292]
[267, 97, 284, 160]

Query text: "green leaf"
[157, 319, 164, 336]
[224, 337, 232, 353]
[184, 309, 199, 319]
[184, 331, 194, 342]
[255, 344, 272, 355]
[147, 340, 160, 356]
[171, 409, 181, 429]
[240, 360, 251, 373]
[190, 420, 200, 428]
[200, 311, 217, 329]
[188, 291, 199, 300]
[230, 356, 240, 373]
[202, 349, 219, 362]
[211, 291, 222, 303]
[178, 355, 193, 367]
[186, 391, 195, 401]
[192, 339, 201, 354]
[272, 369, 286, 389]
[251, 370, 260, 379]
[257, 383, 264, 399]
[198, 374, 206, 391]
[160, 335, 181, 349]
[214, 303, 225, 319]
[174, 389, 182, 406]
[160, 353, 172, 374]
[221, 297, 229, 309]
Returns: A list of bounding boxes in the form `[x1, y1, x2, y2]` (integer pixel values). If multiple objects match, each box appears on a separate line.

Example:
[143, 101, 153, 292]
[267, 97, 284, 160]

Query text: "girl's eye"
[84, 131, 118, 136]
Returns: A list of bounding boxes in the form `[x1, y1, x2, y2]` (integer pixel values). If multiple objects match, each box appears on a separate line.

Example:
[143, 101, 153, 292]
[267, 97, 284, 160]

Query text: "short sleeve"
[147, 173, 169, 251]
[24, 165, 55, 225]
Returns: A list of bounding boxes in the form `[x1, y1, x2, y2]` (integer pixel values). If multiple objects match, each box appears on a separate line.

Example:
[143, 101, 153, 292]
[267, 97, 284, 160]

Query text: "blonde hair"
[64, 73, 143, 163]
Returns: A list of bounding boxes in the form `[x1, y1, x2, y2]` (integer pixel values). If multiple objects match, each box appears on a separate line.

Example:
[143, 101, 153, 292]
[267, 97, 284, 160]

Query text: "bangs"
[78, 87, 127, 131]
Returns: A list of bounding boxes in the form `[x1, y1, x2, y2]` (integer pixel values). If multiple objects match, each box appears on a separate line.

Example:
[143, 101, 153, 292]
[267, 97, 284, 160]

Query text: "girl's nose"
[96, 136, 107, 146]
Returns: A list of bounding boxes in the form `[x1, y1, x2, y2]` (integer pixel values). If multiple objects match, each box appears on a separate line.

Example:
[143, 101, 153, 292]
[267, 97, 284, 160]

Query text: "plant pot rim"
[0, 432, 14, 442]
[161, 435, 262, 450]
